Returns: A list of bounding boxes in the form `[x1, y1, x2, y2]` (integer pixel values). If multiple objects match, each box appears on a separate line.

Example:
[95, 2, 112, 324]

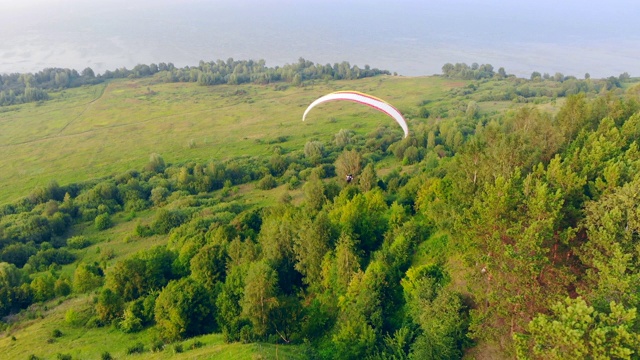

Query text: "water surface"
[1, 0, 639, 78]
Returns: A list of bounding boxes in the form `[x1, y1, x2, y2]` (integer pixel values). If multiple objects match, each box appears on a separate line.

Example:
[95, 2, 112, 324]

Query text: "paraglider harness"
[346, 174, 353, 183]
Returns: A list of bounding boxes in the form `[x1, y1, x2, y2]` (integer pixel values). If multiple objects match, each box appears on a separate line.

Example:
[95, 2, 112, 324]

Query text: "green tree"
[329, 190, 388, 254]
[358, 163, 378, 192]
[515, 297, 640, 360]
[335, 149, 362, 181]
[256, 174, 277, 190]
[556, 93, 588, 142]
[578, 177, 640, 309]
[73, 262, 104, 293]
[216, 266, 247, 342]
[304, 141, 324, 163]
[30, 273, 55, 302]
[154, 277, 215, 341]
[403, 146, 420, 165]
[241, 261, 279, 337]
[54, 277, 72, 297]
[333, 232, 361, 294]
[120, 306, 143, 333]
[96, 288, 124, 323]
[66, 236, 91, 249]
[402, 265, 468, 360]
[106, 258, 147, 300]
[463, 171, 572, 345]
[258, 206, 300, 293]
[294, 211, 333, 286]
[190, 242, 227, 291]
[94, 213, 112, 231]
[466, 100, 479, 119]
[145, 153, 165, 173]
[0, 262, 27, 316]
[335, 129, 352, 148]
[303, 172, 327, 211]
[150, 186, 169, 206]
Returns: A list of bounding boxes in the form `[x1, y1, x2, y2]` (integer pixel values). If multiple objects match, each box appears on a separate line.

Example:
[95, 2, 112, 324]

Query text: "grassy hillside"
[0, 295, 303, 360]
[3, 71, 625, 360]
[0, 76, 466, 205]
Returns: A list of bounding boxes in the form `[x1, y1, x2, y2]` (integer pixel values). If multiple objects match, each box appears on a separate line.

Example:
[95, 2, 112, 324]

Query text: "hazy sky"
[1, 0, 639, 78]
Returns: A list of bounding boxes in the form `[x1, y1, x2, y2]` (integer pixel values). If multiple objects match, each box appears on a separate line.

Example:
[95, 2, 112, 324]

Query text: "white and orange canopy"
[302, 91, 409, 138]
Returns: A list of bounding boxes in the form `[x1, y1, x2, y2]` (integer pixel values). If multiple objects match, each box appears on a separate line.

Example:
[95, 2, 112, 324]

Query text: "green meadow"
[0, 76, 468, 204]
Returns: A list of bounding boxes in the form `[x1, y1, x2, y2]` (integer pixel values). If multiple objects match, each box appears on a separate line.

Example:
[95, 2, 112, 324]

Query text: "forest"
[1, 60, 640, 359]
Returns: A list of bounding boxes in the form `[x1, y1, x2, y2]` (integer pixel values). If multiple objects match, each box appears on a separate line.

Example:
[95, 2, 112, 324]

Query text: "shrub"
[126, 342, 144, 355]
[51, 329, 63, 338]
[94, 213, 112, 231]
[287, 176, 300, 190]
[189, 340, 204, 349]
[120, 308, 143, 333]
[151, 339, 165, 352]
[85, 316, 104, 328]
[256, 174, 277, 190]
[173, 343, 183, 354]
[54, 277, 72, 297]
[100, 352, 112, 360]
[65, 309, 84, 327]
[66, 236, 91, 249]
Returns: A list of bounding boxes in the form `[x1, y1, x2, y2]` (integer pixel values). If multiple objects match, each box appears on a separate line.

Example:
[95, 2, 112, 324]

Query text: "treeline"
[0, 58, 388, 107]
[0, 68, 100, 106]
[437, 62, 636, 108]
[124, 58, 391, 86]
[442, 61, 634, 84]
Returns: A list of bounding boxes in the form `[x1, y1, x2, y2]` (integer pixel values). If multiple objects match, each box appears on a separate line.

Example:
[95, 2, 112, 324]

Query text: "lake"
[1, 0, 639, 78]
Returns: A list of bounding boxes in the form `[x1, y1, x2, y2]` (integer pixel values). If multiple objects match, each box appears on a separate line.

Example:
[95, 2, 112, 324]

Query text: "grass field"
[0, 76, 469, 205]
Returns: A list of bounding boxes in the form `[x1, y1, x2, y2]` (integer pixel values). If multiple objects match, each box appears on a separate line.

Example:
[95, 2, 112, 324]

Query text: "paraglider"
[302, 91, 409, 138]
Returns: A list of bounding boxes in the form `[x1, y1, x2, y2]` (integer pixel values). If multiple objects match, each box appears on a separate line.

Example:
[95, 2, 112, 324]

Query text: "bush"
[120, 308, 143, 333]
[402, 146, 420, 165]
[51, 329, 63, 338]
[151, 209, 187, 234]
[54, 278, 72, 297]
[65, 309, 84, 327]
[256, 174, 277, 190]
[126, 342, 145, 355]
[151, 339, 165, 352]
[287, 176, 300, 190]
[173, 343, 183, 354]
[94, 213, 112, 231]
[85, 316, 104, 328]
[56, 354, 71, 360]
[189, 340, 204, 349]
[100, 352, 112, 360]
[27, 248, 75, 270]
[66, 236, 91, 249]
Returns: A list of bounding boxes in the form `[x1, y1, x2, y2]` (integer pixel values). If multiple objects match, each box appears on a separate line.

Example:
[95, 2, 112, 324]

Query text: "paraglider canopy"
[302, 91, 409, 138]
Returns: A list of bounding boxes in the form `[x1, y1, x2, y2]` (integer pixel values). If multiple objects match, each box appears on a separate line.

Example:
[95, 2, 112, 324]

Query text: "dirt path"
[57, 82, 109, 135]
